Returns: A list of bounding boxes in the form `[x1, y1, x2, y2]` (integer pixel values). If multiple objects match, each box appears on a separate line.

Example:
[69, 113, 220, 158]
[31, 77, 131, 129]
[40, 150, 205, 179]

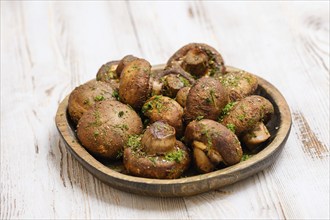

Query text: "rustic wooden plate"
[55, 65, 291, 197]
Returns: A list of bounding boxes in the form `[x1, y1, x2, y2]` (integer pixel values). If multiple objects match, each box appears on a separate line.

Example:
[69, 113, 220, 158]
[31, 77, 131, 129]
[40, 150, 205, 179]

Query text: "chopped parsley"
[94, 95, 105, 101]
[164, 149, 184, 163]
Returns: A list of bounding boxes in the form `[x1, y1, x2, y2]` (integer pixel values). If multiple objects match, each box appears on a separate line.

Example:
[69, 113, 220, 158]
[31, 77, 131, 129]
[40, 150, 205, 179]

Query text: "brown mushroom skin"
[185, 119, 243, 170]
[221, 95, 274, 136]
[116, 55, 138, 77]
[68, 80, 116, 124]
[124, 140, 190, 179]
[96, 60, 120, 82]
[219, 69, 258, 101]
[184, 77, 229, 123]
[142, 95, 184, 136]
[119, 59, 151, 110]
[161, 74, 191, 98]
[77, 100, 143, 159]
[166, 43, 226, 77]
[175, 87, 190, 108]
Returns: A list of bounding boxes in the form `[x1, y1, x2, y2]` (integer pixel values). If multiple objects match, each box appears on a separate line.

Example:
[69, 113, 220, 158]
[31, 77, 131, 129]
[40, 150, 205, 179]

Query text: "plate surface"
[55, 65, 291, 197]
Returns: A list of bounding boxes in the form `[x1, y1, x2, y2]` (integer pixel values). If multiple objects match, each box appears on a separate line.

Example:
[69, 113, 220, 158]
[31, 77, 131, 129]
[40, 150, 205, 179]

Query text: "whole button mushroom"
[142, 95, 184, 137]
[184, 77, 229, 123]
[185, 119, 243, 173]
[119, 58, 152, 110]
[123, 121, 191, 179]
[166, 43, 226, 78]
[77, 100, 143, 159]
[68, 80, 117, 124]
[220, 95, 274, 151]
[219, 69, 258, 102]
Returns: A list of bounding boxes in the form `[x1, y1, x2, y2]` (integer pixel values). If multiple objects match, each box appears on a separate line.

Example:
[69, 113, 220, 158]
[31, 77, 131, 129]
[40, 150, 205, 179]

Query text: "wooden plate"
[55, 65, 291, 197]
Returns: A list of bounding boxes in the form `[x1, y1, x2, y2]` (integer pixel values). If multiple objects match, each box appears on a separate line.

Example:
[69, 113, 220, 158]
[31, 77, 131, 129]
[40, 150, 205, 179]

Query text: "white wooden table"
[1, 1, 329, 219]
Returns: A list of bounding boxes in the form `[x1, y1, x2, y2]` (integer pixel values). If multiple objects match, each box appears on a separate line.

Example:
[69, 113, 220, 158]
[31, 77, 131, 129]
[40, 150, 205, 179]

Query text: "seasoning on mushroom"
[123, 121, 191, 179]
[184, 119, 243, 173]
[220, 95, 274, 151]
[119, 58, 152, 110]
[166, 43, 226, 78]
[219, 69, 258, 101]
[77, 100, 143, 159]
[68, 80, 116, 124]
[184, 77, 229, 123]
[142, 95, 184, 137]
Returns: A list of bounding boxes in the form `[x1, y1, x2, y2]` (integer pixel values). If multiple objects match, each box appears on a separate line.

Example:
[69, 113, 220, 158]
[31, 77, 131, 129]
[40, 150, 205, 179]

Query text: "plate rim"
[55, 65, 292, 196]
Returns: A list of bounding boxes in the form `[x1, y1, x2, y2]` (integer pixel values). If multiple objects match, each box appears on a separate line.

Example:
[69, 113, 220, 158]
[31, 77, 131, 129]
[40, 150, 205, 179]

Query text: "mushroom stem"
[242, 122, 270, 151]
[141, 121, 176, 155]
[193, 147, 215, 173]
[207, 149, 223, 164]
[192, 141, 223, 165]
[183, 48, 208, 77]
[192, 141, 207, 151]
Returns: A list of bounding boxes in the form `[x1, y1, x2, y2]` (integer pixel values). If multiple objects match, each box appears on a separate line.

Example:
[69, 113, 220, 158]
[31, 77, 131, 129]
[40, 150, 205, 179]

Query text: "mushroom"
[142, 95, 184, 136]
[184, 119, 243, 173]
[184, 77, 229, 123]
[68, 80, 116, 124]
[119, 58, 152, 110]
[116, 55, 138, 77]
[96, 60, 120, 90]
[175, 87, 190, 107]
[219, 69, 258, 101]
[220, 95, 274, 151]
[123, 121, 191, 179]
[166, 43, 226, 78]
[77, 100, 143, 159]
[151, 67, 195, 97]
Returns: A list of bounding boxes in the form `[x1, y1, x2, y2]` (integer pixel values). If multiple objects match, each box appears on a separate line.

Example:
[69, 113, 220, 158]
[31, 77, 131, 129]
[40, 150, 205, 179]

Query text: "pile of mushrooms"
[67, 43, 275, 178]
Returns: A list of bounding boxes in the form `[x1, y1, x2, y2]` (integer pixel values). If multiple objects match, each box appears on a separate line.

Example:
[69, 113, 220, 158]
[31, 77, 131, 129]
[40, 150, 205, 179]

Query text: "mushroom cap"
[185, 119, 242, 166]
[166, 43, 226, 77]
[116, 55, 138, 77]
[184, 77, 229, 123]
[219, 69, 258, 101]
[119, 59, 151, 110]
[221, 95, 274, 136]
[142, 95, 184, 136]
[68, 80, 116, 124]
[77, 100, 143, 159]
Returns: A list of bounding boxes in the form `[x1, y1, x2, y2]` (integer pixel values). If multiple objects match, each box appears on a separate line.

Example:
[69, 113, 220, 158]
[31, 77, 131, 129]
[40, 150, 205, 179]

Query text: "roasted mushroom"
[175, 87, 190, 107]
[123, 121, 190, 179]
[220, 95, 274, 151]
[151, 67, 195, 97]
[184, 77, 229, 123]
[119, 59, 152, 110]
[185, 119, 243, 173]
[96, 60, 120, 90]
[116, 55, 138, 77]
[219, 69, 258, 101]
[77, 100, 143, 159]
[142, 95, 184, 136]
[166, 43, 226, 78]
[68, 80, 116, 124]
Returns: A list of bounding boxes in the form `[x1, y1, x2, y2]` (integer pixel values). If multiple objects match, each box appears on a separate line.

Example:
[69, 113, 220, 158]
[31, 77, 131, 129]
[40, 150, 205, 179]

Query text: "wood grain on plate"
[55, 65, 292, 197]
